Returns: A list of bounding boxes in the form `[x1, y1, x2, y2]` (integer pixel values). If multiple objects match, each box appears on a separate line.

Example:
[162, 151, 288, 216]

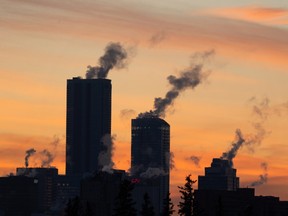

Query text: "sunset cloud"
[2, 1, 288, 70]
[203, 6, 288, 25]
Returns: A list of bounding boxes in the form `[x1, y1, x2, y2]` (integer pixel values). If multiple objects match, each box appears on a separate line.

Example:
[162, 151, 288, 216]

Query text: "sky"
[1, 0, 288, 203]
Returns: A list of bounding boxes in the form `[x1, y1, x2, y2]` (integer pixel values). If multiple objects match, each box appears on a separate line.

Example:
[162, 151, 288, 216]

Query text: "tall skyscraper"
[66, 77, 111, 175]
[198, 158, 239, 191]
[131, 117, 170, 215]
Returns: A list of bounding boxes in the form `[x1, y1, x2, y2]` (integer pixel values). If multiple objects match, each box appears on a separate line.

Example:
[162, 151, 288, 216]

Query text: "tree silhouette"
[64, 196, 81, 216]
[215, 196, 223, 216]
[140, 193, 155, 216]
[113, 179, 137, 216]
[84, 202, 93, 216]
[64, 196, 93, 216]
[162, 192, 175, 216]
[178, 174, 197, 216]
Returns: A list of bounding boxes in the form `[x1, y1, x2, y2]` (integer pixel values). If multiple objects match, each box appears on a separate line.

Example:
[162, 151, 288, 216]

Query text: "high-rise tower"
[131, 117, 170, 175]
[131, 117, 170, 215]
[66, 77, 111, 175]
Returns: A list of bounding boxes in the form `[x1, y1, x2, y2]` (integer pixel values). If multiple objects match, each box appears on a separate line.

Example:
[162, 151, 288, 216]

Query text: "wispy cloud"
[202, 6, 288, 25]
[2, 0, 288, 71]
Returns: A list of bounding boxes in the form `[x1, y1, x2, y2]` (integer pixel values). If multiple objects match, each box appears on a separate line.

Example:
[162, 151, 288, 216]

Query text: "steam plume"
[120, 109, 136, 120]
[138, 50, 214, 118]
[149, 31, 166, 47]
[140, 167, 167, 178]
[40, 149, 55, 167]
[166, 152, 175, 170]
[98, 134, 116, 173]
[250, 162, 268, 187]
[251, 97, 270, 121]
[86, 42, 128, 79]
[249, 97, 288, 119]
[220, 97, 288, 166]
[188, 155, 201, 167]
[25, 148, 36, 168]
[50, 135, 61, 149]
[244, 123, 267, 153]
[221, 129, 245, 167]
[245, 97, 272, 152]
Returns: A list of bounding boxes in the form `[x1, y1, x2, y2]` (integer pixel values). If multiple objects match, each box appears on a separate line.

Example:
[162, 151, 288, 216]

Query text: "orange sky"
[1, 0, 288, 203]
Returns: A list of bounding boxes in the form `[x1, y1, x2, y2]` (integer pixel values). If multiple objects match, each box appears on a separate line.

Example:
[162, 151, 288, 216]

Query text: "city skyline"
[1, 0, 288, 204]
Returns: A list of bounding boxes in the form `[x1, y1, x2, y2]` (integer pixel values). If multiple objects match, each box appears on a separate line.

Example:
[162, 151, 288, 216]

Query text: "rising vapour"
[244, 123, 268, 153]
[25, 148, 36, 168]
[248, 97, 270, 152]
[247, 97, 288, 152]
[166, 152, 175, 170]
[138, 50, 214, 118]
[86, 42, 128, 79]
[140, 167, 167, 178]
[120, 109, 136, 120]
[250, 162, 268, 187]
[220, 98, 273, 166]
[40, 149, 55, 168]
[221, 129, 245, 167]
[149, 31, 166, 47]
[98, 134, 116, 173]
[250, 97, 270, 121]
[50, 135, 61, 149]
[188, 155, 201, 167]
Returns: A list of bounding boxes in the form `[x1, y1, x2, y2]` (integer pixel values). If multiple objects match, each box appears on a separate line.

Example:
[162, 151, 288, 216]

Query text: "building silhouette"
[195, 158, 288, 215]
[16, 167, 58, 212]
[66, 77, 112, 175]
[131, 117, 170, 215]
[198, 158, 239, 191]
[80, 170, 126, 216]
[0, 175, 38, 216]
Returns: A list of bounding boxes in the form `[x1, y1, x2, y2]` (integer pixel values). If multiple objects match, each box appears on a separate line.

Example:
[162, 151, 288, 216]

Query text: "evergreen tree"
[83, 202, 93, 216]
[64, 196, 93, 216]
[215, 196, 223, 216]
[64, 196, 81, 216]
[178, 174, 197, 216]
[140, 193, 155, 216]
[242, 204, 253, 216]
[113, 179, 137, 216]
[162, 193, 175, 216]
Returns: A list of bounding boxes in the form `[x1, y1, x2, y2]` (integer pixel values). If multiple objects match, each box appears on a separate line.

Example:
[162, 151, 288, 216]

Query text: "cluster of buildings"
[0, 77, 287, 215]
[195, 158, 288, 216]
[0, 77, 170, 215]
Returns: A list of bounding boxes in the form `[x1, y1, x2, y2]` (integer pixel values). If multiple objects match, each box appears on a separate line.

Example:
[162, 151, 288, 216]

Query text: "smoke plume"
[244, 97, 273, 152]
[149, 31, 166, 47]
[50, 135, 61, 149]
[120, 109, 136, 120]
[98, 134, 116, 173]
[220, 98, 272, 166]
[166, 152, 175, 170]
[221, 129, 245, 167]
[86, 42, 128, 79]
[140, 167, 167, 178]
[40, 149, 55, 168]
[250, 162, 268, 187]
[220, 97, 288, 167]
[244, 123, 268, 153]
[25, 148, 36, 168]
[138, 50, 214, 118]
[250, 97, 270, 121]
[188, 155, 201, 167]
